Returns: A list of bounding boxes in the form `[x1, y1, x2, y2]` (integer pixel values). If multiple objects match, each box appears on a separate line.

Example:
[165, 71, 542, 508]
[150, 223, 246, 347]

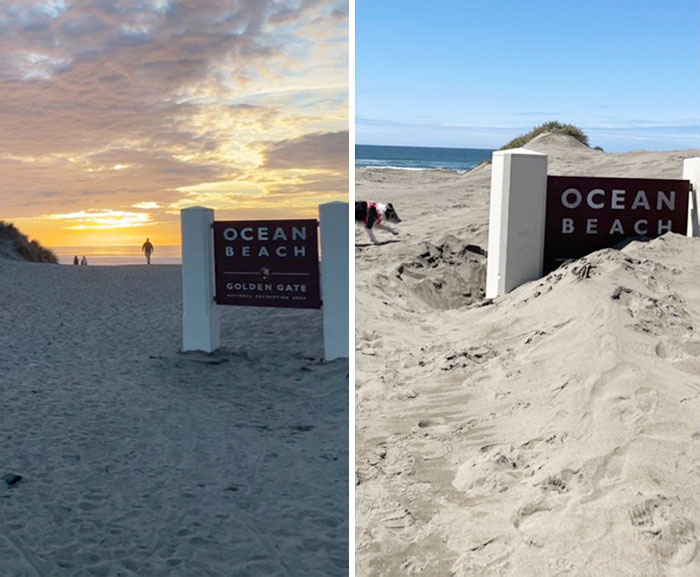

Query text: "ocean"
[356, 144, 494, 172]
[52, 245, 182, 266]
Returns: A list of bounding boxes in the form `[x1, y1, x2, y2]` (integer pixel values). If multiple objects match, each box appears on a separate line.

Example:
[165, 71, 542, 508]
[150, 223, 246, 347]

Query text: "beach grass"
[499, 121, 590, 150]
[0, 221, 58, 263]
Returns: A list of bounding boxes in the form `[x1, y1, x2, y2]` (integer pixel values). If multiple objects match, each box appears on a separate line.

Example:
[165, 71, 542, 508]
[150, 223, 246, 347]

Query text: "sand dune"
[356, 135, 700, 576]
[0, 261, 348, 576]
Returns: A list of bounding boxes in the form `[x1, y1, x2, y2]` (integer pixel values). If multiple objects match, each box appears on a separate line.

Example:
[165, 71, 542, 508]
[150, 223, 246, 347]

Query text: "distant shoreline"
[56, 262, 182, 267]
[51, 245, 182, 266]
[356, 143, 493, 171]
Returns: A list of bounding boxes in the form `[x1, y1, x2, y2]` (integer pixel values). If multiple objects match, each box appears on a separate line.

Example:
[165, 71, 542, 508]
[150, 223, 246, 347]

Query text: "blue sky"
[356, 0, 700, 152]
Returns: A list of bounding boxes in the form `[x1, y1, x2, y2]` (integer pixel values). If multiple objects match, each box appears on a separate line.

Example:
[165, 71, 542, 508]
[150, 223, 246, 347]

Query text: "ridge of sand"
[356, 147, 700, 576]
[524, 133, 699, 179]
[523, 131, 599, 154]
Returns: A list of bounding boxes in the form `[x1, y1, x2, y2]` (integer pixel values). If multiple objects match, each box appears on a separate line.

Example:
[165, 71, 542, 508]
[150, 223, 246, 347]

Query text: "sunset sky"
[0, 0, 348, 248]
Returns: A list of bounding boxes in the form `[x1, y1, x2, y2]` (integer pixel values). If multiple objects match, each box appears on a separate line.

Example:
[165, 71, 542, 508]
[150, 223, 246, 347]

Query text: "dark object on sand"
[2, 473, 22, 487]
[574, 263, 594, 280]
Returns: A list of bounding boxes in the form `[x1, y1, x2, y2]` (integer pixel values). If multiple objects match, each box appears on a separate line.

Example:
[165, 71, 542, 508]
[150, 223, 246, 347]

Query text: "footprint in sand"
[512, 497, 551, 530]
[507, 401, 531, 415]
[612, 386, 658, 425]
[656, 337, 692, 360]
[654, 341, 669, 359]
[680, 340, 700, 357]
[634, 386, 658, 413]
[540, 474, 568, 494]
[612, 287, 692, 336]
[672, 340, 700, 376]
[453, 446, 523, 496]
[356, 443, 415, 485]
[629, 499, 656, 527]
[628, 497, 698, 567]
[378, 505, 418, 543]
[357, 330, 384, 356]
[493, 453, 519, 470]
[655, 337, 700, 375]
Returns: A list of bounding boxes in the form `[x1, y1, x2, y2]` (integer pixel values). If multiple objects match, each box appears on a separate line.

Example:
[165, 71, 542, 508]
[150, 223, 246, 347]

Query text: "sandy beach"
[0, 260, 348, 576]
[355, 134, 700, 576]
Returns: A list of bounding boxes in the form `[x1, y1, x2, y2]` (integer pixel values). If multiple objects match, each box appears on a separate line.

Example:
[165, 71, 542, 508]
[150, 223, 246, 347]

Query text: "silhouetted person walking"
[142, 238, 154, 264]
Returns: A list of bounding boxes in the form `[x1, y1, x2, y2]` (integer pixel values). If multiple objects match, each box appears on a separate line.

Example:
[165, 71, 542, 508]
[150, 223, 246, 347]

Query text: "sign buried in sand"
[543, 176, 691, 273]
[485, 150, 700, 298]
[213, 220, 321, 308]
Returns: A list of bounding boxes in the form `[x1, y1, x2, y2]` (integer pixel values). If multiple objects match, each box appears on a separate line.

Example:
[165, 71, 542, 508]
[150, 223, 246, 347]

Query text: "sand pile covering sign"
[486, 149, 700, 297]
[213, 219, 321, 308]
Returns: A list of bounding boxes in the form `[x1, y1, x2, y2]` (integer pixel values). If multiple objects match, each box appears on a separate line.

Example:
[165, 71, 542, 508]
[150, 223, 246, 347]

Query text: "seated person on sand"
[80, 256, 88, 266]
[73, 255, 79, 265]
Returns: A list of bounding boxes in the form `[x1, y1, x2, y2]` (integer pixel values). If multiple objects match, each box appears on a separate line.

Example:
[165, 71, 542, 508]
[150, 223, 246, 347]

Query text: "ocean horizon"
[52, 245, 182, 266]
[356, 144, 494, 171]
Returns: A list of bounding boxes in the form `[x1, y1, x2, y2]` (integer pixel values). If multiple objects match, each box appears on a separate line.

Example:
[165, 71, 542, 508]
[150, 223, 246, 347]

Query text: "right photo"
[354, 1, 700, 576]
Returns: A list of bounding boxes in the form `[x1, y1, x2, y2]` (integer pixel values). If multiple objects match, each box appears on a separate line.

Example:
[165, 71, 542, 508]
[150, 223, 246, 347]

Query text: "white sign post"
[180, 203, 349, 361]
[320, 201, 349, 361]
[486, 148, 548, 298]
[181, 207, 220, 353]
[684, 157, 700, 237]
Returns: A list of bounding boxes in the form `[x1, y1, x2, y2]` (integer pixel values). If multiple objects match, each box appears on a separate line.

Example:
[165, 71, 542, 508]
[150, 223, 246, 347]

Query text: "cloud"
[263, 131, 349, 170]
[0, 51, 71, 80]
[0, 1, 69, 22]
[0, 0, 348, 233]
[356, 111, 700, 150]
[132, 201, 161, 209]
[45, 208, 154, 229]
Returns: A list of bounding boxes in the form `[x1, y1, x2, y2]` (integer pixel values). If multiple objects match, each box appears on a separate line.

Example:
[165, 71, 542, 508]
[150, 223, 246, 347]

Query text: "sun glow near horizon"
[0, 1, 348, 252]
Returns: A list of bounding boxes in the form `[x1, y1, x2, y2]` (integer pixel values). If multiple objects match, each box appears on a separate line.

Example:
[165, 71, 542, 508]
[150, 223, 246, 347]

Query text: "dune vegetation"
[499, 121, 592, 150]
[477, 121, 600, 166]
[0, 221, 58, 263]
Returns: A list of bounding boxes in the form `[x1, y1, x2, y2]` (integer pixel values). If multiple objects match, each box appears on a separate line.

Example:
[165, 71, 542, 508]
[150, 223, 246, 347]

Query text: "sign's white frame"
[180, 201, 349, 361]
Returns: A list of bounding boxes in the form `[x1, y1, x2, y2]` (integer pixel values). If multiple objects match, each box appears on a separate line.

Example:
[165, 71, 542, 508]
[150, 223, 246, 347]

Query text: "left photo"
[0, 1, 349, 575]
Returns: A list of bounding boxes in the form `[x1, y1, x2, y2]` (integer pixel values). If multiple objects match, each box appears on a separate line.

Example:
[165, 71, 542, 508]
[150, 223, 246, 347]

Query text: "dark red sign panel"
[213, 219, 321, 308]
[544, 176, 690, 273]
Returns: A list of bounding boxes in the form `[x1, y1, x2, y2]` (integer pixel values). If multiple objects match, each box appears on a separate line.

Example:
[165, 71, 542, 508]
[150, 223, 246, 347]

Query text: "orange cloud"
[45, 209, 154, 230]
[0, 0, 348, 252]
